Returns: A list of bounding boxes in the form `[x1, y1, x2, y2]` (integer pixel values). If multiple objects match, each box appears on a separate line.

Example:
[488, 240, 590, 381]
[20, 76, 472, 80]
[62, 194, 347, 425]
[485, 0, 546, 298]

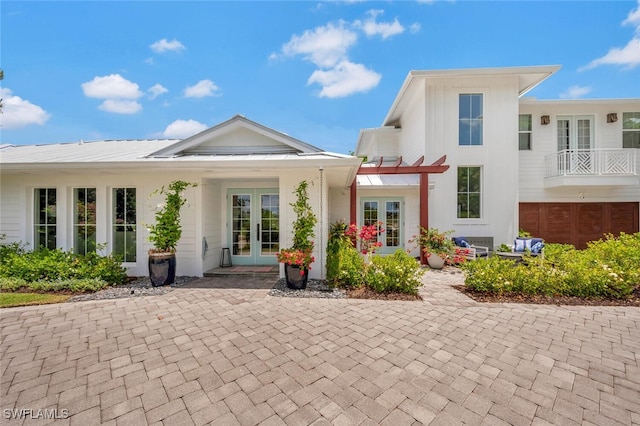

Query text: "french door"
[228, 189, 279, 265]
[557, 116, 594, 174]
[361, 198, 403, 254]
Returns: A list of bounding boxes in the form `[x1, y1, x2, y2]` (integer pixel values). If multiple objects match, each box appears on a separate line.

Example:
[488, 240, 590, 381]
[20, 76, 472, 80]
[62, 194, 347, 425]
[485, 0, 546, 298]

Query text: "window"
[113, 188, 137, 262]
[74, 188, 97, 255]
[457, 167, 481, 219]
[519, 114, 532, 150]
[557, 116, 593, 151]
[362, 198, 403, 253]
[459, 94, 483, 146]
[623, 112, 640, 148]
[34, 188, 57, 249]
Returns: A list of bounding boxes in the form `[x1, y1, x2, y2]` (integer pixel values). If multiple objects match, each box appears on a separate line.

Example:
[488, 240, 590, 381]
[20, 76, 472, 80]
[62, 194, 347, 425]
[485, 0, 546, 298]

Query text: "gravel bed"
[67, 276, 199, 302]
[269, 279, 347, 299]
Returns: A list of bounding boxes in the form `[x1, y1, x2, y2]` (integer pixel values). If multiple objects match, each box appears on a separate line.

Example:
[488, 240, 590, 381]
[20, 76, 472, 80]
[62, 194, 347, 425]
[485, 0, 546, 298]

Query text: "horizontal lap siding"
[519, 202, 639, 249]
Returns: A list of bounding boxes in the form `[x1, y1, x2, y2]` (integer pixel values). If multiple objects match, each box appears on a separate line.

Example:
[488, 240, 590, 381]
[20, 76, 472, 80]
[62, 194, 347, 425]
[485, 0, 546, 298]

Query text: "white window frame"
[519, 114, 532, 150]
[111, 187, 138, 264]
[456, 166, 482, 220]
[360, 197, 404, 254]
[459, 93, 484, 146]
[622, 112, 640, 148]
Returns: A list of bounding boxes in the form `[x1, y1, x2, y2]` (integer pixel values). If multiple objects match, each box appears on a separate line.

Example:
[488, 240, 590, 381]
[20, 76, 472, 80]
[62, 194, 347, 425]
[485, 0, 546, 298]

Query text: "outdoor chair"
[452, 237, 490, 260]
[513, 237, 545, 257]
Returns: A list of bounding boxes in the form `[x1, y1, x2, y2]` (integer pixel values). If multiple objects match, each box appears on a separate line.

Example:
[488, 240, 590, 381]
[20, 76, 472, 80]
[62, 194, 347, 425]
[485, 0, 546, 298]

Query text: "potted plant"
[276, 181, 317, 289]
[147, 180, 197, 286]
[411, 227, 455, 269]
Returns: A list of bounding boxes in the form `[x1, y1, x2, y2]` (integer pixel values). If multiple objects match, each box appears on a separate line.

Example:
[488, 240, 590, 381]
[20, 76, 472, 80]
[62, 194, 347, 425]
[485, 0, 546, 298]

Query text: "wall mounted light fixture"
[607, 113, 618, 123]
[541, 115, 550, 125]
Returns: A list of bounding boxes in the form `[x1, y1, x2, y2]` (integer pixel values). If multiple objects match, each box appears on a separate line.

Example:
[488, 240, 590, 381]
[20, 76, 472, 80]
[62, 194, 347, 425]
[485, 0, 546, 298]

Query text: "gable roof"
[147, 114, 322, 158]
[384, 65, 561, 126]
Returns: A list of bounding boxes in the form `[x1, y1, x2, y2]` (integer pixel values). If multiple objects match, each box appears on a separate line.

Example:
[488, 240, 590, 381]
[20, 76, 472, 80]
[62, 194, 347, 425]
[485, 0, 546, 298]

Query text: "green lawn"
[0, 292, 71, 308]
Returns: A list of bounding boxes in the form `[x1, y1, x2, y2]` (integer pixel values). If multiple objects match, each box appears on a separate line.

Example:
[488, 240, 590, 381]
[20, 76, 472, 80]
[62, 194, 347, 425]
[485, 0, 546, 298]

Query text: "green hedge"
[0, 238, 127, 286]
[0, 277, 109, 293]
[366, 250, 423, 295]
[462, 233, 640, 299]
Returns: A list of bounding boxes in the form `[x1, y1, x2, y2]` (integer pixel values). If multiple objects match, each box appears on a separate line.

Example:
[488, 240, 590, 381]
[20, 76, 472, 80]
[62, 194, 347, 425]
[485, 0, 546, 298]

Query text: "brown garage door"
[519, 202, 639, 249]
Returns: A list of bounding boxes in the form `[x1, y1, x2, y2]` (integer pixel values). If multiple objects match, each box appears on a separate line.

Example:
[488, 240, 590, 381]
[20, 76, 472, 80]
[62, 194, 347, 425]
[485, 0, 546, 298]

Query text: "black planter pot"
[284, 264, 309, 290]
[148, 252, 176, 286]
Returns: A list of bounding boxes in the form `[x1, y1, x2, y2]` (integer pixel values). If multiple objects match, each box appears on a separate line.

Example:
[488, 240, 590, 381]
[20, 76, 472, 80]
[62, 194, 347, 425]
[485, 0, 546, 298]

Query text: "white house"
[1, 66, 638, 279]
[0, 115, 361, 279]
[348, 65, 639, 251]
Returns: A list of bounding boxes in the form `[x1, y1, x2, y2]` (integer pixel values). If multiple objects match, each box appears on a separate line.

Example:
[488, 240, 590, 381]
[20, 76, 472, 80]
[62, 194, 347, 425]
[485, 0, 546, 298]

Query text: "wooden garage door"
[519, 202, 639, 249]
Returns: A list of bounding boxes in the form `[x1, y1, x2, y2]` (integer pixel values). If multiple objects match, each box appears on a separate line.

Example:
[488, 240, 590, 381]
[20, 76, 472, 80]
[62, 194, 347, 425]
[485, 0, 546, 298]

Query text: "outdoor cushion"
[514, 238, 544, 253]
[452, 237, 471, 248]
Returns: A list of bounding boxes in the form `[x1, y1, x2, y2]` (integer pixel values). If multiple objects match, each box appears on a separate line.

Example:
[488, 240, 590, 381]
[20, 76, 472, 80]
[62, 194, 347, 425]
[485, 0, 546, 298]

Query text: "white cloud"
[409, 23, 422, 34]
[581, 38, 640, 70]
[81, 74, 144, 114]
[622, 0, 640, 28]
[150, 38, 186, 53]
[308, 61, 381, 98]
[355, 9, 405, 39]
[184, 80, 221, 98]
[162, 119, 207, 139]
[281, 21, 357, 68]
[148, 84, 168, 100]
[98, 99, 142, 114]
[81, 74, 142, 99]
[581, 1, 640, 70]
[0, 88, 50, 129]
[560, 85, 592, 99]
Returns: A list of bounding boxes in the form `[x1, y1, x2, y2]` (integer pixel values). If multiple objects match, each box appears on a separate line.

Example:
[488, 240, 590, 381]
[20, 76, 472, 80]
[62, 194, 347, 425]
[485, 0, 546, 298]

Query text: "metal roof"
[0, 139, 178, 164]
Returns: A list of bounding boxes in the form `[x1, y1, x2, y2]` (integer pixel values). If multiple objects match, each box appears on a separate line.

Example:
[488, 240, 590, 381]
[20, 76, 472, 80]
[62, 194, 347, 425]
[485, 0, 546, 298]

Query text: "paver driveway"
[1, 270, 639, 425]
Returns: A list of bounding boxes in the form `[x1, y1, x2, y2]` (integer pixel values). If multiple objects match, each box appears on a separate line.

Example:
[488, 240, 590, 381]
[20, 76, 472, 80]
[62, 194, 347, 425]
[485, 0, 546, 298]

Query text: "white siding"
[0, 172, 202, 277]
[423, 76, 522, 247]
[519, 100, 640, 203]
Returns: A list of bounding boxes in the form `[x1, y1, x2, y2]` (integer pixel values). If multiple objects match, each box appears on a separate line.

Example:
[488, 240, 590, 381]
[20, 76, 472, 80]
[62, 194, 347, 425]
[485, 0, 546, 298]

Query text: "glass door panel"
[228, 189, 278, 265]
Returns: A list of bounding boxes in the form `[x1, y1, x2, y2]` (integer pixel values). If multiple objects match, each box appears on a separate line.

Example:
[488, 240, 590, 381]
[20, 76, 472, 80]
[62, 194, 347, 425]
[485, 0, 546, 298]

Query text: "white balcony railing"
[545, 149, 637, 178]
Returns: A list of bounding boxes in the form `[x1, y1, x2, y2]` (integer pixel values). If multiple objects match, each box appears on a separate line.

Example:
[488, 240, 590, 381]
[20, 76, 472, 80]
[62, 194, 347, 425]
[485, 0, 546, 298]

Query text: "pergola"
[350, 155, 450, 264]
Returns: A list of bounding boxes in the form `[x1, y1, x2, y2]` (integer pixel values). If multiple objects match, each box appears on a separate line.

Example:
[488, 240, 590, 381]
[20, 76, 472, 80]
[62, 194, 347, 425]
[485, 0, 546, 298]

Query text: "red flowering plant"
[448, 247, 471, 265]
[276, 245, 315, 274]
[345, 222, 385, 255]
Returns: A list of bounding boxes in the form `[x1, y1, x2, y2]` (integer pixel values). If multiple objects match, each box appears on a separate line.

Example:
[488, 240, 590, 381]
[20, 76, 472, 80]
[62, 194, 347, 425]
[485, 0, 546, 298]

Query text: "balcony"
[544, 149, 639, 188]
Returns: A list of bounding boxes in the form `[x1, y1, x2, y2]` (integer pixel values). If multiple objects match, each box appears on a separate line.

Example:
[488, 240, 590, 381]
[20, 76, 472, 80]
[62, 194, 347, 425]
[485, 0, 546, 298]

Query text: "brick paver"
[1, 269, 639, 425]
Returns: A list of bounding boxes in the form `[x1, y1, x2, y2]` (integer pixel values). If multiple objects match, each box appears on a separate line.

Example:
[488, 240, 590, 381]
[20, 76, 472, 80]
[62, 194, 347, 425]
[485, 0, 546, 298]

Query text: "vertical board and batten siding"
[422, 76, 522, 247]
[396, 79, 426, 165]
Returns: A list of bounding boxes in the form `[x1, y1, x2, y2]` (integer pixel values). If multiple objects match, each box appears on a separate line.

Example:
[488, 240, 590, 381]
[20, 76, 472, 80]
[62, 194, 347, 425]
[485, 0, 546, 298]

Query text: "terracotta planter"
[148, 252, 176, 286]
[285, 264, 309, 290]
[426, 253, 445, 269]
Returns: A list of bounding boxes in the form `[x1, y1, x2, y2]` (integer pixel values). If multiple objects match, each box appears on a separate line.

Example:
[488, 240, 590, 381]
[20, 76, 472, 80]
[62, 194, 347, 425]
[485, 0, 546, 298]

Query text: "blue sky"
[2, 1, 640, 154]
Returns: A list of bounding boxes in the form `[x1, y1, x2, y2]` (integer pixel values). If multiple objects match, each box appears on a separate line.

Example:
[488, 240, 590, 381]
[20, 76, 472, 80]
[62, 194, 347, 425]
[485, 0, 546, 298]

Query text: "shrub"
[336, 245, 366, 288]
[0, 246, 127, 285]
[27, 278, 108, 293]
[462, 233, 639, 299]
[326, 220, 350, 283]
[0, 277, 28, 291]
[365, 250, 424, 294]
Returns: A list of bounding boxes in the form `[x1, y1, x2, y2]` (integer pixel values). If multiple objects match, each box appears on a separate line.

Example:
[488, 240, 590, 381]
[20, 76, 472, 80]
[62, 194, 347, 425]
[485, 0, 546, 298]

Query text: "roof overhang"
[384, 65, 561, 126]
